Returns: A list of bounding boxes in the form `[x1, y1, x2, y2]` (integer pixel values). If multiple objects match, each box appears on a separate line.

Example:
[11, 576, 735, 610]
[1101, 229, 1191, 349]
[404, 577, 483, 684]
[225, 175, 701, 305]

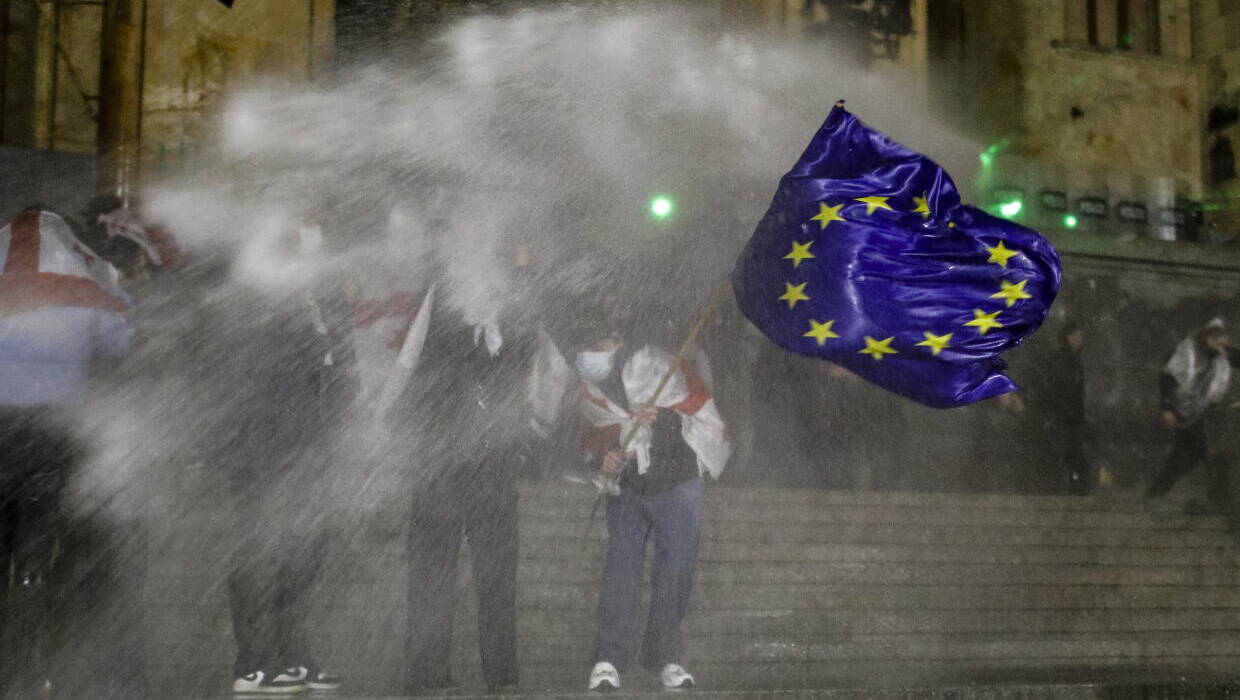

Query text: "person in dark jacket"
[195, 222, 355, 695]
[1032, 320, 1091, 494]
[402, 245, 539, 695]
[1146, 319, 1240, 506]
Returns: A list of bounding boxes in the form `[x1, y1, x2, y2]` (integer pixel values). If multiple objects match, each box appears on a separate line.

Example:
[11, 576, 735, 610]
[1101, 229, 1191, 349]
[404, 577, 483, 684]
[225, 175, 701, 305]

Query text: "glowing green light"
[999, 200, 1023, 218]
[1062, 214, 1079, 229]
[650, 196, 674, 219]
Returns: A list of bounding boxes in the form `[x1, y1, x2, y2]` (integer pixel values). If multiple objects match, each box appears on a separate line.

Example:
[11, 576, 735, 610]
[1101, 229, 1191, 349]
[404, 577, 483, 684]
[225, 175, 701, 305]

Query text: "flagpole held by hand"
[581, 280, 732, 550]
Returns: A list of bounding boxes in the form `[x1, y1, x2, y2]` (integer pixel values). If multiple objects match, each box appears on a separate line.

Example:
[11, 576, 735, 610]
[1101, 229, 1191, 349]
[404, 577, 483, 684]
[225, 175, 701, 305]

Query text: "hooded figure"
[1146, 319, 1240, 505]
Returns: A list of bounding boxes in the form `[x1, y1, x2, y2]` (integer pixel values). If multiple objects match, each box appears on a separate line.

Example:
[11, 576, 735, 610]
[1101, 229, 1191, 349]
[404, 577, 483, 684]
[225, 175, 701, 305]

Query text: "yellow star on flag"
[783, 240, 816, 268]
[810, 202, 846, 230]
[778, 282, 810, 310]
[803, 319, 839, 346]
[859, 335, 898, 360]
[990, 279, 1032, 308]
[965, 308, 1004, 335]
[985, 241, 1020, 268]
[916, 331, 953, 356]
[855, 196, 894, 215]
[912, 194, 931, 218]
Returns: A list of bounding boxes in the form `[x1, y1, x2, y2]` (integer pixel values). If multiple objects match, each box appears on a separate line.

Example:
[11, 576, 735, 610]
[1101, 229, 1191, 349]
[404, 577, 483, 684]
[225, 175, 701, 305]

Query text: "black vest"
[597, 344, 698, 495]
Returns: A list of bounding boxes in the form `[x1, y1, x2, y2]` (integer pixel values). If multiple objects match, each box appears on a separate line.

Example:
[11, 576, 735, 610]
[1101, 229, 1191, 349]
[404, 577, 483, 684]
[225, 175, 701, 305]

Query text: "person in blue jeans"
[575, 310, 729, 692]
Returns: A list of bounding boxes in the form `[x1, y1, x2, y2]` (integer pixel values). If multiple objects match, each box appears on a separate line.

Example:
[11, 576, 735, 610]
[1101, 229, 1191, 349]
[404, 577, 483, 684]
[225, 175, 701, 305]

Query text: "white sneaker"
[301, 667, 342, 692]
[232, 668, 307, 694]
[660, 663, 694, 689]
[587, 661, 620, 691]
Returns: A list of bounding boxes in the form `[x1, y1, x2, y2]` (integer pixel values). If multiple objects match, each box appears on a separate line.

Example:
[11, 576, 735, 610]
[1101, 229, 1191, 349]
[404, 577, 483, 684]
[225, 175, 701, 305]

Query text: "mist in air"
[57, 6, 991, 696]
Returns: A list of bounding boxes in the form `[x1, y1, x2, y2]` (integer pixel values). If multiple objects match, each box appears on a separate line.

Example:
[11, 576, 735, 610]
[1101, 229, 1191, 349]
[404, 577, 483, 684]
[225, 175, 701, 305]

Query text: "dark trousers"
[594, 477, 703, 672]
[406, 471, 518, 692]
[1045, 422, 1091, 495]
[0, 408, 78, 697]
[0, 408, 150, 698]
[55, 516, 149, 698]
[1147, 420, 1231, 503]
[226, 467, 331, 677]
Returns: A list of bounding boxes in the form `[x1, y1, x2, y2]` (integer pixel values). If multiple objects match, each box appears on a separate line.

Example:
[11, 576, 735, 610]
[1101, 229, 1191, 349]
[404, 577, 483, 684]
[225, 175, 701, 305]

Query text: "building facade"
[925, 0, 1240, 242]
[1, 0, 334, 193]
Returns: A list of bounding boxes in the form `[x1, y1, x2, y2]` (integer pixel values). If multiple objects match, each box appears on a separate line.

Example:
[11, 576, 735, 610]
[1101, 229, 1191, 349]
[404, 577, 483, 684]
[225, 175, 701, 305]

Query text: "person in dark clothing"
[578, 304, 729, 692]
[192, 223, 356, 695]
[402, 250, 539, 695]
[219, 281, 355, 694]
[1146, 319, 1240, 506]
[0, 409, 79, 698]
[1031, 320, 1091, 495]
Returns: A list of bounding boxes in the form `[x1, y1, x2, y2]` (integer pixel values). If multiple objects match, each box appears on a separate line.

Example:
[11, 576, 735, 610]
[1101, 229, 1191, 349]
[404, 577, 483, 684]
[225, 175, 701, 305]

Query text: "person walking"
[1146, 318, 1240, 507]
[1032, 320, 1092, 495]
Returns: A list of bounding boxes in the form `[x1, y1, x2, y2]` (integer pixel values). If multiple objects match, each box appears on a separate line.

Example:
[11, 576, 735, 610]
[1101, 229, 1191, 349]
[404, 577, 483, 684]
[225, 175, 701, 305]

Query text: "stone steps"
[138, 483, 1240, 696]
[150, 603, 1240, 637]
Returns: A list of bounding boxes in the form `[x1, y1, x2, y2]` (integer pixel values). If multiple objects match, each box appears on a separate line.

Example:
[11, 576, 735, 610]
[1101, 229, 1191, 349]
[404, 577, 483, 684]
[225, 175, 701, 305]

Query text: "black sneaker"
[232, 668, 307, 694]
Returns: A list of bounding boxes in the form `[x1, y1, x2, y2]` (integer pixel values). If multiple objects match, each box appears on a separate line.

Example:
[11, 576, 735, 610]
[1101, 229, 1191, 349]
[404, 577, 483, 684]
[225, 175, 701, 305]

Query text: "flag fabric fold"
[732, 103, 1061, 408]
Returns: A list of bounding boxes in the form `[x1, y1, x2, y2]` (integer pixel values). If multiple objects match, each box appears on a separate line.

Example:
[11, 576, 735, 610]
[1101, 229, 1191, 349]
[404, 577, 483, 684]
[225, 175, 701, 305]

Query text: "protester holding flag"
[1146, 318, 1240, 507]
[0, 206, 133, 697]
[581, 297, 729, 692]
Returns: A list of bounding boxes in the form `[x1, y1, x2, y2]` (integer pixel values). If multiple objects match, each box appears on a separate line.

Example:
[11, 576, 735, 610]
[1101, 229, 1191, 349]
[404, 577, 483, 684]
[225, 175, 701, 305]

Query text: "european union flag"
[732, 103, 1061, 408]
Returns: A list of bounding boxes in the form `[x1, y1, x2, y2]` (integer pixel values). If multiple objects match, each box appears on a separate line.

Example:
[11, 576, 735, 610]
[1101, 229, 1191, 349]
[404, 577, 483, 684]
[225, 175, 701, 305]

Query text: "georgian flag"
[0, 210, 129, 317]
[578, 346, 730, 480]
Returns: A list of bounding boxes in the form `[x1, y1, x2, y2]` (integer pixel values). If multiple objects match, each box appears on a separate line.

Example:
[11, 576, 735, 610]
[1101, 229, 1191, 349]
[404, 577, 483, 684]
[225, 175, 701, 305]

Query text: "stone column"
[97, 0, 146, 200]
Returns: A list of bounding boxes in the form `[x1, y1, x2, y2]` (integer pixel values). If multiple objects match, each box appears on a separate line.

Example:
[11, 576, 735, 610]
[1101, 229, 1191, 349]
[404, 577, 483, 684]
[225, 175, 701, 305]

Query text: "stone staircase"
[145, 478, 1240, 697]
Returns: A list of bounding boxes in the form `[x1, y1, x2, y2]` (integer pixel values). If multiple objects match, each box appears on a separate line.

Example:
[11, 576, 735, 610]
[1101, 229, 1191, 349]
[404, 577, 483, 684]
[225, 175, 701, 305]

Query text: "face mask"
[575, 350, 616, 383]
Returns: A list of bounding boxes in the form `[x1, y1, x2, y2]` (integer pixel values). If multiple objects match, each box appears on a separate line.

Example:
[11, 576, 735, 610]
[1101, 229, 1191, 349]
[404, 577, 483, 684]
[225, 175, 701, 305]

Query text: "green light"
[1062, 214, 1079, 229]
[650, 196, 674, 220]
[999, 200, 1023, 218]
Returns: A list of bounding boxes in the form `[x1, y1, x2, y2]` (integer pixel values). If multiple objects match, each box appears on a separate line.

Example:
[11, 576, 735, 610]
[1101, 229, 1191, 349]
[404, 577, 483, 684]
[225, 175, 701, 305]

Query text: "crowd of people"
[0, 198, 732, 696]
[0, 195, 1237, 698]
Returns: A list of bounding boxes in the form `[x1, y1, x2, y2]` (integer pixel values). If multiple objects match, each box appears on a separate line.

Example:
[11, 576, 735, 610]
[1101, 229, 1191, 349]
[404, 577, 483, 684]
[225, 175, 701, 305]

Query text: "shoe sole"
[589, 680, 618, 692]
[233, 685, 308, 695]
[663, 679, 694, 690]
[307, 684, 341, 693]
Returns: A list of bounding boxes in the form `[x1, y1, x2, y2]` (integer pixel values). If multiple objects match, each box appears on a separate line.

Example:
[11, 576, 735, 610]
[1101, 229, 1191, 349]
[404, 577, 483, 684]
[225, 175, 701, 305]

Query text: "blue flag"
[732, 103, 1061, 408]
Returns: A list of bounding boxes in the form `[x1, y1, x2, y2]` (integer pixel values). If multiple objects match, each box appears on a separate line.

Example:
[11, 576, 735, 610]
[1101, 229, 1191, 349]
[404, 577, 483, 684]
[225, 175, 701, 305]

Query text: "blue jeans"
[593, 476, 703, 672]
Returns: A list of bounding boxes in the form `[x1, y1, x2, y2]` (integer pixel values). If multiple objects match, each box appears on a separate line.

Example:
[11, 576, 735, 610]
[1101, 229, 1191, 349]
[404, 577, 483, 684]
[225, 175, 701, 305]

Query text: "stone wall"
[932, 0, 1208, 231]
[0, 0, 334, 176]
